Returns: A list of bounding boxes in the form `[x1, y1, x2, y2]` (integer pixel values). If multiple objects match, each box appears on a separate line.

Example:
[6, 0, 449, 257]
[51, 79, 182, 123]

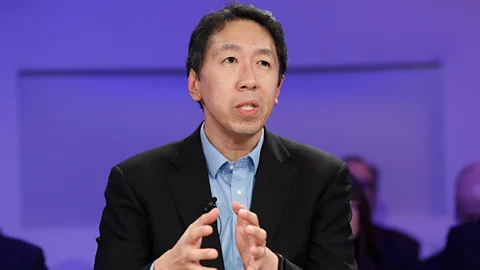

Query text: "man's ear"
[188, 69, 201, 102]
[274, 75, 285, 105]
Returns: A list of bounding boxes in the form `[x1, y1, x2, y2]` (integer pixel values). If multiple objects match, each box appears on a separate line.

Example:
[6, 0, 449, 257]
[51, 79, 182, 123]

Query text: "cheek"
[262, 92, 278, 110]
[201, 77, 227, 105]
[352, 212, 359, 225]
[350, 208, 360, 236]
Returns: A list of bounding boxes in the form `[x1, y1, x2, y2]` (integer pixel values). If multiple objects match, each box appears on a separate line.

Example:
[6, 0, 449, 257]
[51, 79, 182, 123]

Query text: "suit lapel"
[250, 129, 297, 243]
[167, 124, 224, 269]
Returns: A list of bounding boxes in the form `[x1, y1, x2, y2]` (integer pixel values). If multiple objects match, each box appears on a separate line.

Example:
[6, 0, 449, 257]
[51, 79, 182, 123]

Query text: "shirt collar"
[200, 122, 264, 178]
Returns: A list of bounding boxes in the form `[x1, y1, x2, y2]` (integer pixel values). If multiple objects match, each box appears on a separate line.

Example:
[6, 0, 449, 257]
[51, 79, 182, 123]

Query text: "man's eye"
[259, 60, 270, 67]
[224, 57, 237, 63]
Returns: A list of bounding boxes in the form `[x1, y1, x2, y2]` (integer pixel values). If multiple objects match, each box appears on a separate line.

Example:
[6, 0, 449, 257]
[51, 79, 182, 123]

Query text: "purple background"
[1, 1, 479, 269]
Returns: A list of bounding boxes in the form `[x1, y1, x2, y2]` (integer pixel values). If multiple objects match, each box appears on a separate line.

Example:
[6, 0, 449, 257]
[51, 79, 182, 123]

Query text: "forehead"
[207, 19, 276, 53]
[346, 161, 375, 183]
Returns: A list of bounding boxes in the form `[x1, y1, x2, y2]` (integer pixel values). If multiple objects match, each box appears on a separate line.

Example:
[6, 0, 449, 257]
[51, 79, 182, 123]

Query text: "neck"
[203, 120, 262, 162]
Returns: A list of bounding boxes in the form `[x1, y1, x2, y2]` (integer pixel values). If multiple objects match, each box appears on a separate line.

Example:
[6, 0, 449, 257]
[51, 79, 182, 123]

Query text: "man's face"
[347, 161, 377, 209]
[188, 19, 283, 138]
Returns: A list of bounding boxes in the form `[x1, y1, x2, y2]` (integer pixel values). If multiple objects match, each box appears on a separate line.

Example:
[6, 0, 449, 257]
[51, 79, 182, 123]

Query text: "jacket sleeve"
[284, 163, 357, 270]
[94, 166, 154, 270]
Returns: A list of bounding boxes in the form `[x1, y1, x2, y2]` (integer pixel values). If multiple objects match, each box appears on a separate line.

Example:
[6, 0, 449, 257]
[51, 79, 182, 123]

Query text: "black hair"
[186, 3, 288, 109]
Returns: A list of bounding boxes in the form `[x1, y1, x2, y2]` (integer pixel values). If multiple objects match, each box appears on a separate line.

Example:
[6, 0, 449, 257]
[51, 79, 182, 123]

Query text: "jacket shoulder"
[115, 140, 183, 172]
[278, 135, 346, 172]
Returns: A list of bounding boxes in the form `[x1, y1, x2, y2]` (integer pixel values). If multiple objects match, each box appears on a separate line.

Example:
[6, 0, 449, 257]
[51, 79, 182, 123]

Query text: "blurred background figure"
[350, 175, 384, 270]
[454, 162, 480, 224]
[0, 230, 47, 270]
[344, 156, 420, 270]
[418, 162, 480, 270]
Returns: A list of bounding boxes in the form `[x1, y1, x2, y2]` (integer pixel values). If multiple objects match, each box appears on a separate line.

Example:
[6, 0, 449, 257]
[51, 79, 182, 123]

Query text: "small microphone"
[203, 197, 217, 213]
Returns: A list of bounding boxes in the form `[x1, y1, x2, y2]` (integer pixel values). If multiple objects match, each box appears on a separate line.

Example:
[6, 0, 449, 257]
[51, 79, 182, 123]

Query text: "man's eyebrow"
[217, 43, 242, 52]
[255, 48, 275, 57]
[215, 43, 275, 58]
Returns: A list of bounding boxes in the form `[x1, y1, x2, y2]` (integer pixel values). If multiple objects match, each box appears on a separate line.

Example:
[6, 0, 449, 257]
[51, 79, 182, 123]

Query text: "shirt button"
[236, 190, 242, 196]
[229, 165, 234, 170]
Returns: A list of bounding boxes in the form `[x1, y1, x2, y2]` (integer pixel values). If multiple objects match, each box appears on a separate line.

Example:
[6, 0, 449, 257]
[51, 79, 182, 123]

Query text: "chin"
[229, 121, 264, 137]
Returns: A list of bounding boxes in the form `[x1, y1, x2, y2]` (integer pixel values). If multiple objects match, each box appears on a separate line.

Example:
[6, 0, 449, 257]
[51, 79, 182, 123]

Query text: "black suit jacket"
[442, 221, 480, 270]
[94, 124, 357, 270]
[373, 225, 419, 270]
[0, 234, 47, 270]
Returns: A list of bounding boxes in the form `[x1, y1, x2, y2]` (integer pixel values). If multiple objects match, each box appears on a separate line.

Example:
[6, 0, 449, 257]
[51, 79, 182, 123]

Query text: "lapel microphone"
[203, 197, 217, 213]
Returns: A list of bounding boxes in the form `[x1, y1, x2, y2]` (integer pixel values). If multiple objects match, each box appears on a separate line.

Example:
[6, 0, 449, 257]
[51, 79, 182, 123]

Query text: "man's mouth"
[236, 100, 259, 108]
[239, 104, 255, 111]
[235, 100, 259, 116]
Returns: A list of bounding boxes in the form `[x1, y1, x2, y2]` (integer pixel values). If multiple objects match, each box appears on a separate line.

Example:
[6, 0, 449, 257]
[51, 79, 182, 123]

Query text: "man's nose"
[237, 64, 258, 90]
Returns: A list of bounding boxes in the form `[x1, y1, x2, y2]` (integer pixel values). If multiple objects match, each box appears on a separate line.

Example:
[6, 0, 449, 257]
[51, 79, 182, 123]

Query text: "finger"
[246, 260, 261, 270]
[195, 267, 218, 270]
[245, 225, 267, 245]
[237, 208, 260, 227]
[232, 201, 246, 214]
[186, 263, 218, 270]
[182, 208, 219, 244]
[193, 208, 220, 227]
[186, 247, 218, 262]
[182, 224, 213, 244]
[235, 213, 248, 230]
[249, 245, 267, 259]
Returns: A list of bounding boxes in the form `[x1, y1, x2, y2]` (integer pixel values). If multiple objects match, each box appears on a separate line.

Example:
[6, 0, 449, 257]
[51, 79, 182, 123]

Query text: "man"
[0, 232, 47, 270]
[343, 156, 419, 270]
[440, 162, 480, 270]
[94, 4, 356, 270]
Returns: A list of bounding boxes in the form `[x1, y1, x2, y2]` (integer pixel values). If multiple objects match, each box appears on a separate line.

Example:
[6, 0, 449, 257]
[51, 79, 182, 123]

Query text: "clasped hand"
[154, 202, 277, 270]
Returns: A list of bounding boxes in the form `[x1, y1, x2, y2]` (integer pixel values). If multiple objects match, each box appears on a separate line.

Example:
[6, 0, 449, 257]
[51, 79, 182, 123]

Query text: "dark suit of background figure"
[343, 156, 420, 270]
[0, 233, 47, 270]
[416, 251, 443, 270]
[373, 225, 420, 270]
[441, 221, 480, 270]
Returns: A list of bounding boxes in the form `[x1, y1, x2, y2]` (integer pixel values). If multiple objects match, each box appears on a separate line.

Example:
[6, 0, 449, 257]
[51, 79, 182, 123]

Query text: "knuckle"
[181, 246, 190, 259]
[195, 226, 205, 236]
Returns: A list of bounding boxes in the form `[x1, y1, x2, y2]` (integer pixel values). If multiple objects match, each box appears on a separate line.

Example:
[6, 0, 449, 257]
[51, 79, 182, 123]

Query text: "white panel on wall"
[267, 66, 444, 217]
[18, 71, 204, 228]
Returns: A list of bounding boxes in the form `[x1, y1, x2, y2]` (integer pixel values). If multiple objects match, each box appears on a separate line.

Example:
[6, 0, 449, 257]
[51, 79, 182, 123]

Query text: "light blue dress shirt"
[200, 123, 264, 270]
[151, 123, 264, 270]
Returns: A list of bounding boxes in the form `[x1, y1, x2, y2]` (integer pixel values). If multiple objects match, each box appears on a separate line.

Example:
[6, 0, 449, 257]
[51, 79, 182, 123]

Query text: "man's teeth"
[240, 105, 255, 111]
